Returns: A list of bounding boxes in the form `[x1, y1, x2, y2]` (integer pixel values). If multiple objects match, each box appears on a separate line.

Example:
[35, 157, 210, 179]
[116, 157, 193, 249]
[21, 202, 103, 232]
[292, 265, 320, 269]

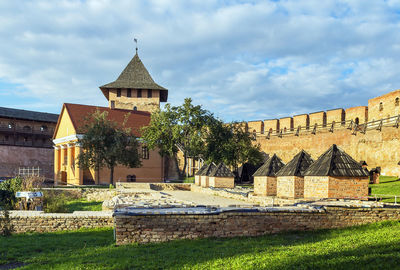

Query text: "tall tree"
[78, 110, 142, 185]
[204, 121, 264, 172]
[142, 98, 213, 178]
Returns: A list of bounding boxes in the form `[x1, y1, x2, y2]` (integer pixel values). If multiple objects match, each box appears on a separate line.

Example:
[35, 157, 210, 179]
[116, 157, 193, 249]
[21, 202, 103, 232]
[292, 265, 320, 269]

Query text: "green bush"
[42, 193, 68, 213]
[0, 177, 23, 209]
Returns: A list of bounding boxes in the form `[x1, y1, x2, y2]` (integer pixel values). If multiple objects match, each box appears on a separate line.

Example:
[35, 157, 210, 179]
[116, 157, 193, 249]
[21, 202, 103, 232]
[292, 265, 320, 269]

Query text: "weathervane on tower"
[134, 37, 138, 53]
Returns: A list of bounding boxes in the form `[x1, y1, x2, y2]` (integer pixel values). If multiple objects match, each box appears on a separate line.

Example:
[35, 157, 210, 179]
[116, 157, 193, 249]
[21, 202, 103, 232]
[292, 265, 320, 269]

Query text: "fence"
[18, 167, 41, 177]
[256, 114, 400, 139]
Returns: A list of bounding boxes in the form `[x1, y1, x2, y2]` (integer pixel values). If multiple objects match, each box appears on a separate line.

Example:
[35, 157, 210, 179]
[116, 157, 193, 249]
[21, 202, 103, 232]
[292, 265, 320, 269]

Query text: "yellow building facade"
[53, 51, 168, 185]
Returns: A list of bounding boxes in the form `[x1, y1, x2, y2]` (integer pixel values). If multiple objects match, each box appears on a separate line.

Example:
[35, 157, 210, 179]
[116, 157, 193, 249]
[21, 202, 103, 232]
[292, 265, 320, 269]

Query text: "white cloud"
[0, 0, 399, 121]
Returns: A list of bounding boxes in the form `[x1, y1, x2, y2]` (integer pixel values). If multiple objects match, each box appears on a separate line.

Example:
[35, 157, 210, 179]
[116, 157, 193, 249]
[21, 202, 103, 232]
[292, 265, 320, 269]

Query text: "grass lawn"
[369, 176, 400, 203]
[2, 221, 400, 269]
[64, 199, 103, 212]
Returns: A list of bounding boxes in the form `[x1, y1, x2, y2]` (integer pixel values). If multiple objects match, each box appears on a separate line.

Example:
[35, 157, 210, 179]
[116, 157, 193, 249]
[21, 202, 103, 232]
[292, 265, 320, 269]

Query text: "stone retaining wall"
[114, 206, 400, 245]
[0, 211, 113, 233]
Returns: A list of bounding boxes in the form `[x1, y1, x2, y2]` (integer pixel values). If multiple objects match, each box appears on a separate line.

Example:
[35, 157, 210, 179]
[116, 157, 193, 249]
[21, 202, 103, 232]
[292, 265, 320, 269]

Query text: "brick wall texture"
[208, 177, 235, 188]
[254, 176, 277, 196]
[114, 206, 400, 244]
[0, 211, 113, 233]
[277, 176, 304, 199]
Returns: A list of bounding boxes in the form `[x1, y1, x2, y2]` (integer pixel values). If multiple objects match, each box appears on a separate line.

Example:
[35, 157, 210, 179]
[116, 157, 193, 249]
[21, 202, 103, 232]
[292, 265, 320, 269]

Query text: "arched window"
[283, 127, 287, 133]
[127, 175, 136, 182]
[379, 102, 383, 111]
[40, 125, 47, 132]
[355, 118, 359, 125]
[269, 128, 273, 134]
[133, 106, 137, 111]
[396, 97, 399, 106]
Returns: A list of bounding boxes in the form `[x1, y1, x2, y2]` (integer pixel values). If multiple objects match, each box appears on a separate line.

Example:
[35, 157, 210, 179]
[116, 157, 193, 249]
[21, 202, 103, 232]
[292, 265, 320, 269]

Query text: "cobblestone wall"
[114, 206, 400, 245]
[0, 211, 113, 233]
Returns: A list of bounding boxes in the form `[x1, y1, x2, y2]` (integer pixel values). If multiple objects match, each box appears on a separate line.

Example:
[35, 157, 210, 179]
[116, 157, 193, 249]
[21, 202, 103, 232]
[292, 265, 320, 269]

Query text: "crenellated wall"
[243, 90, 400, 176]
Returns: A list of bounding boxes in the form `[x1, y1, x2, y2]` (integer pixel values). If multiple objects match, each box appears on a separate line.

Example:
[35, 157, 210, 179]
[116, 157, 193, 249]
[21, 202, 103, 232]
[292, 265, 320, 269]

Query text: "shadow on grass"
[65, 200, 102, 212]
[1, 222, 400, 269]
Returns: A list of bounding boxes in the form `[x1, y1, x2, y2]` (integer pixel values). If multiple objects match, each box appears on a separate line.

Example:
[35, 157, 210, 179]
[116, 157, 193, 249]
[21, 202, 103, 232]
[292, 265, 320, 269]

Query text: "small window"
[127, 89, 132, 97]
[8, 123, 13, 129]
[355, 118, 359, 125]
[133, 106, 137, 111]
[379, 102, 383, 111]
[137, 89, 142, 98]
[40, 125, 47, 132]
[142, 146, 149, 159]
[110, 101, 115, 109]
[396, 97, 399, 106]
[127, 175, 136, 182]
[148, 90, 152, 98]
[117, 89, 121, 97]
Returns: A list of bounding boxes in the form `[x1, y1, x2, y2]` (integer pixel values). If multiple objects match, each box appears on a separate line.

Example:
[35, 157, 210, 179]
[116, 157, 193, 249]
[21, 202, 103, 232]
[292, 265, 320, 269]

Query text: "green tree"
[204, 121, 264, 172]
[78, 110, 142, 185]
[142, 98, 213, 179]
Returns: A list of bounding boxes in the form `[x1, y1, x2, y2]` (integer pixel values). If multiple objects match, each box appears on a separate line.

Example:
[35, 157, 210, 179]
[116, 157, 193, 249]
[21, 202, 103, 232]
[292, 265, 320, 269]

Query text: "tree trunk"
[110, 166, 114, 186]
[173, 153, 183, 180]
[181, 152, 187, 180]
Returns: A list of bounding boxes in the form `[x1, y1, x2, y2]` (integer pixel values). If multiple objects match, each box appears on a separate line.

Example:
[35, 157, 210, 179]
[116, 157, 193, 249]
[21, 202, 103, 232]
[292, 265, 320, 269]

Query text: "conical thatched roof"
[100, 52, 168, 101]
[209, 163, 234, 177]
[198, 163, 216, 176]
[276, 150, 314, 176]
[304, 144, 369, 177]
[253, 154, 285, 177]
[195, 164, 208, 176]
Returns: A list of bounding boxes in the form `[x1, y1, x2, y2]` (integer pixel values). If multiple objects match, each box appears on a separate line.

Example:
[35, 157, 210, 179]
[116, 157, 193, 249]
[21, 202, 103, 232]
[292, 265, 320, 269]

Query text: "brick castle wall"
[277, 176, 304, 199]
[0, 145, 54, 179]
[114, 206, 400, 244]
[256, 126, 400, 176]
[254, 176, 277, 196]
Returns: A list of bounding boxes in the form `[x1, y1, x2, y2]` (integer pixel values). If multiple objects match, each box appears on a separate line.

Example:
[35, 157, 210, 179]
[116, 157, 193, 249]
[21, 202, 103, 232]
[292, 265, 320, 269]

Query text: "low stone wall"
[114, 206, 400, 245]
[116, 182, 191, 191]
[1, 211, 113, 233]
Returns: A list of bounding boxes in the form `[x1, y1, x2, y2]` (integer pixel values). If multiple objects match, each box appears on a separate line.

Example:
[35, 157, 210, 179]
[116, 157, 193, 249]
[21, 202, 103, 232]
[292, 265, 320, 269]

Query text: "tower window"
[137, 89, 142, 98]
[133, 106, 137, 111]
[148, 90, 152, 98]
[127, 175, 136, 182]
[40, 125, 47, 132]
[396, 97, 399, 106]
[379, 102, 383, 111]
[142, 146, 149, 159]
[8, 123, 13, 129]
[117, 89, 121, 97]
[127, 89, 132, 97]
[111, 101, 115, 109]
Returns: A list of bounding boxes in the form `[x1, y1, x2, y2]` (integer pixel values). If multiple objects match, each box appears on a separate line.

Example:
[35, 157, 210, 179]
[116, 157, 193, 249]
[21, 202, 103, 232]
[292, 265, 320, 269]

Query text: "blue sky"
[0, 0, 400, 122]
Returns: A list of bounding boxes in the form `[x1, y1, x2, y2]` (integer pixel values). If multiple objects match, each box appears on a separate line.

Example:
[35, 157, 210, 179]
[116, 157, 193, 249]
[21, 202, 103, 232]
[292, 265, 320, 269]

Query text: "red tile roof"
[54, 103, 151, 138]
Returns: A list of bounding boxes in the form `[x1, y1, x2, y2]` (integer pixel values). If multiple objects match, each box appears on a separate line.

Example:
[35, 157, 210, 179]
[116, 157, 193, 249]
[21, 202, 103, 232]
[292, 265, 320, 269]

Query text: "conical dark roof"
[195, 164, 208, 176]
[304, 144, 369, 177]
[261, 152, 270, 162]
[198, 163, 216, 176]
[209, 163, 234, 177]
[253, 154, 285, 177]
[276, 150, 314, 176]
[100, 52, 168, 101]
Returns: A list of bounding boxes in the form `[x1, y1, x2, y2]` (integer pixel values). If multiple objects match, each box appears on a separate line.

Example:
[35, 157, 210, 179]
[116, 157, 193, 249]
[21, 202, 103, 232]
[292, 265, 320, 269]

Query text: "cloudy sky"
[1, 0, 400, 122]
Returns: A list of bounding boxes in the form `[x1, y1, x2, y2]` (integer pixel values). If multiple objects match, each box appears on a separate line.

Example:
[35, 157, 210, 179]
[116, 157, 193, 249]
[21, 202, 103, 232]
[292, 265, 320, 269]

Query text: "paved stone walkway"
[160, 191, 254, 207]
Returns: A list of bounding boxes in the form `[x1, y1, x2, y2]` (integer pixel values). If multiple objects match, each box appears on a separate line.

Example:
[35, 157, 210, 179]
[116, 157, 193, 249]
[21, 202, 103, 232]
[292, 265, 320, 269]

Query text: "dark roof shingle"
[100, 53, 168, 102]
[253, 154, 285, 177]
[276, 150, 314, 176]
[198, 163, 216, 176]
[209, 163, 234, 177]
[0, 107, 59, 123]
[304, 144, 369, 177]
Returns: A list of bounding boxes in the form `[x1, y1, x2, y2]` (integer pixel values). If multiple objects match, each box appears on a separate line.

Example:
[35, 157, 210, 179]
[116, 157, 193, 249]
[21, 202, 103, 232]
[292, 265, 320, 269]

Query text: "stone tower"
[99, 52, 168, 112]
